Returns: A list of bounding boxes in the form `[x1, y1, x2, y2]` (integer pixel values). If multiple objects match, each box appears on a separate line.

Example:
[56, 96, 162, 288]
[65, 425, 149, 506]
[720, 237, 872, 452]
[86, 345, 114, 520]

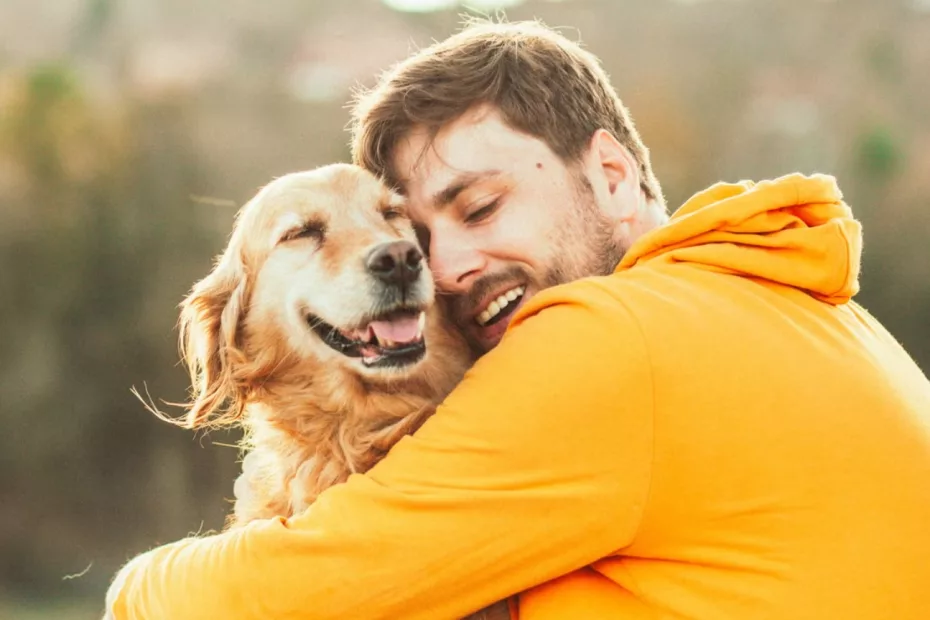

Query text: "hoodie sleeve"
[107, 280, 655, 620]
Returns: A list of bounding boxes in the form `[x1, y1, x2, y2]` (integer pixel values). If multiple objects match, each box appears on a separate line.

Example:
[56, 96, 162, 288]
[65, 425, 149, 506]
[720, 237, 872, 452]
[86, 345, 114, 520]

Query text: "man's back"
[584, 267, 927, 618]
[521, 175, 930, 619]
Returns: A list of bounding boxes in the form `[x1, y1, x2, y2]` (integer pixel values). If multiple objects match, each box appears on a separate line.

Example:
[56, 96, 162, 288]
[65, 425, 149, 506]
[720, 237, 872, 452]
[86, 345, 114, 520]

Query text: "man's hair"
[350, 18, 663, 204]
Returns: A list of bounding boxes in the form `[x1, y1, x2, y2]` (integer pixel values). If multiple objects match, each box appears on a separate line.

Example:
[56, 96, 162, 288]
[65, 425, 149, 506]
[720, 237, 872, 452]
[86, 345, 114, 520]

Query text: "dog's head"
[179, 163, 468, 428]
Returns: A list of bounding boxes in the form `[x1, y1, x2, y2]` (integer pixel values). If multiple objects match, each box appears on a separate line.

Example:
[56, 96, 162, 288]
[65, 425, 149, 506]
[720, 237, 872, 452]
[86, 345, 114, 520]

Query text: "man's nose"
[365, 240, 423, 287]
[428, 232, 486, 294]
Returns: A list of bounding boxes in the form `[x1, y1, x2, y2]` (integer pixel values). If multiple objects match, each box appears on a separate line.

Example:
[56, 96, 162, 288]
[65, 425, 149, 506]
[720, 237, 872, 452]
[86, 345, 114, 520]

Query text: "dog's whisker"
[306, 317, 327, 330]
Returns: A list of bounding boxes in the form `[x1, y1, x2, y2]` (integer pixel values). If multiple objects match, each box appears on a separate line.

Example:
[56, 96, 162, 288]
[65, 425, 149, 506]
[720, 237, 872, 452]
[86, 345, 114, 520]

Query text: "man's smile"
[474, 284, 525, 326]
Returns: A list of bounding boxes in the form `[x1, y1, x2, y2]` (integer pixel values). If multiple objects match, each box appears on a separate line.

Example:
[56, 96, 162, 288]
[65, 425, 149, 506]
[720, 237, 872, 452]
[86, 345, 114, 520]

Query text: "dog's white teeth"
[475, 286, 525, 326]
[417, 311, 426, 335]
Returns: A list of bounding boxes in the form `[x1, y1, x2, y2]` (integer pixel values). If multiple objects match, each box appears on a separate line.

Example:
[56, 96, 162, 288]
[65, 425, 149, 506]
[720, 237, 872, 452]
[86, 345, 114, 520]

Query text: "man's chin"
[468, 295, 529, 353]
[473, 321, 508, 353]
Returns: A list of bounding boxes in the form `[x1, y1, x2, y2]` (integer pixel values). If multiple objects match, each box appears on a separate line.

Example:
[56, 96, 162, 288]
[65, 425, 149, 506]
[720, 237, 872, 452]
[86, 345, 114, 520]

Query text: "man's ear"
[178, 244, 251, 428]
[588, 128, 642, 222]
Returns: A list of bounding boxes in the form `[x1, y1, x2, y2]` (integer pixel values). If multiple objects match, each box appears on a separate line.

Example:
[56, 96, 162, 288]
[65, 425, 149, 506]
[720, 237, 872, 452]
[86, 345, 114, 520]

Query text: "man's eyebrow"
[431, 170, 502, 209]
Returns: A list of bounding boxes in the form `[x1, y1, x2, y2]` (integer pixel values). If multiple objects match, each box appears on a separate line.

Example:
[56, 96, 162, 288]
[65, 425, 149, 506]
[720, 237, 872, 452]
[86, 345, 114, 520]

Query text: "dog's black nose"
[366, 240, 423, 287]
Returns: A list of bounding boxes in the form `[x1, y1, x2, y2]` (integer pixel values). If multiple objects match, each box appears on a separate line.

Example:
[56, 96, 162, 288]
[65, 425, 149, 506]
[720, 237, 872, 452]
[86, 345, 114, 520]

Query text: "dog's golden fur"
[167, 163, 509, 618]
[176, 163, 473, 520]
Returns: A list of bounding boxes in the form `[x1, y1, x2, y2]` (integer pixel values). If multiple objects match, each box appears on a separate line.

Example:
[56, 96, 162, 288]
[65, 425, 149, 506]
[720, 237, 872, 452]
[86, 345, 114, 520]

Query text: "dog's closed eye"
[381, 206, 404, 221]
[280, 220, 326, 244]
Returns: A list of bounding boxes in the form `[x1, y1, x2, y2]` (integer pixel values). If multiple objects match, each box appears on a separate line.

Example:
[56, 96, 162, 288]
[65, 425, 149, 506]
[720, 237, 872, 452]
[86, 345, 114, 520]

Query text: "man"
[105, 19, 930, 619]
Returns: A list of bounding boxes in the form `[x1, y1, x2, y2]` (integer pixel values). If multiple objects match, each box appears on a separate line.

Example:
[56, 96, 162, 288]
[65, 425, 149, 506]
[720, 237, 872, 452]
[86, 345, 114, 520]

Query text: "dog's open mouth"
[308, 309, 426, 368]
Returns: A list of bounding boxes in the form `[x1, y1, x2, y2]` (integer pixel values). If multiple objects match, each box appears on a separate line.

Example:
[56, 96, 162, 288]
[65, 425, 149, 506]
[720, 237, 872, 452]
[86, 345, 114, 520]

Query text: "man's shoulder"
[506, 262, 749, 360]
[510, 274, 646, 332]
[512, 267, 689, 326]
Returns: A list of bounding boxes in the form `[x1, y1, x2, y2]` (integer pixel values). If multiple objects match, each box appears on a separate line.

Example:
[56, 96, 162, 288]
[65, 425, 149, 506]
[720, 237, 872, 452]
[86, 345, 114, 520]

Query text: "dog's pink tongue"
[369, 315, 421, 344]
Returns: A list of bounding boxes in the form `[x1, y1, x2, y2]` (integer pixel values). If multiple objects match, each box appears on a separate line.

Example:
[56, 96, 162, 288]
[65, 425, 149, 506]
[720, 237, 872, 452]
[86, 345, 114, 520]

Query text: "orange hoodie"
[108, 173, 930, 619]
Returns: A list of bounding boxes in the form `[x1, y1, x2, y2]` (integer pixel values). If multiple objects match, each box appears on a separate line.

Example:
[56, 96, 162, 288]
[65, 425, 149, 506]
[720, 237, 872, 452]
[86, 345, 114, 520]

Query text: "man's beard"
[546, 171, 624, 286]
[446, 171, 625, 353]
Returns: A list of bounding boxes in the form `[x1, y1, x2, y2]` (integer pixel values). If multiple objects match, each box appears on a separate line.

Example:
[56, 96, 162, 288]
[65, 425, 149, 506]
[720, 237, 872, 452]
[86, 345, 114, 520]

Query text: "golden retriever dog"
[173, 163, 509, 619]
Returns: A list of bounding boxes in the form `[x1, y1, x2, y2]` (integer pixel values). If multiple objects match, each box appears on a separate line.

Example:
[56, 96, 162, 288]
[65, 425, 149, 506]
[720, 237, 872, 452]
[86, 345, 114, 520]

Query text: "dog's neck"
[252, 364, 446, 443]
[240, 341, 471, 495]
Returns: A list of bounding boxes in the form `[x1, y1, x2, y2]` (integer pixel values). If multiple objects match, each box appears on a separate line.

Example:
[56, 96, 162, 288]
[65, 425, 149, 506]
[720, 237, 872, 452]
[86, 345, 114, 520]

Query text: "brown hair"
[350, 18, 663, 204]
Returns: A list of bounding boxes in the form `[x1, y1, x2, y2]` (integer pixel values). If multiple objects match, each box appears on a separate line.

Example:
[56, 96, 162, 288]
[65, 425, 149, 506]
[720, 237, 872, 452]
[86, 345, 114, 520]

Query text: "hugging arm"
[106, 282, 654, 620]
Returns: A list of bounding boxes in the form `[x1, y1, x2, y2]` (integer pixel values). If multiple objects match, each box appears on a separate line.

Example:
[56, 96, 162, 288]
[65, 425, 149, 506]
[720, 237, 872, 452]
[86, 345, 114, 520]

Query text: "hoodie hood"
[617, 173, 862, 305]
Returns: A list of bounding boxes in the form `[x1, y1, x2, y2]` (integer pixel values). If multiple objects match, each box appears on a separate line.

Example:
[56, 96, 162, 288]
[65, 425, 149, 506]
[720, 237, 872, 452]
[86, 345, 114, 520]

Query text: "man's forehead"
[393, 111, 528, 202]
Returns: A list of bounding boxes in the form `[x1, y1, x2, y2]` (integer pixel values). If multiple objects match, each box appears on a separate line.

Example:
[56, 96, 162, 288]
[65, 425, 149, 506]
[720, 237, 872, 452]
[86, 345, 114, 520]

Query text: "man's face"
[393, 106, 624, 353]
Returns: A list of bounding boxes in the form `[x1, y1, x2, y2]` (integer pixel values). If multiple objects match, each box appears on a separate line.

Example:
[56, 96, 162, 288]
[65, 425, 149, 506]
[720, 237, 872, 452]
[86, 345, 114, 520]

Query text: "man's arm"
[107, 280, 655, 620]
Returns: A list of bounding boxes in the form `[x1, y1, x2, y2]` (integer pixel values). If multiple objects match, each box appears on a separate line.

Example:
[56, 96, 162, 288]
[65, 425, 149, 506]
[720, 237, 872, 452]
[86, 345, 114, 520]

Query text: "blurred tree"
[856, 124, 903, 183]
[71, 0, 115, 55]
[0, 63, 241, 602]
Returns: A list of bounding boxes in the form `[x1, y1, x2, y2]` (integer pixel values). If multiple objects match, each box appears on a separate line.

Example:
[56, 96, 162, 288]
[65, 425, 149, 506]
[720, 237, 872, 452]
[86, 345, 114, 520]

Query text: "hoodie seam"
[589, 279, 657, 552]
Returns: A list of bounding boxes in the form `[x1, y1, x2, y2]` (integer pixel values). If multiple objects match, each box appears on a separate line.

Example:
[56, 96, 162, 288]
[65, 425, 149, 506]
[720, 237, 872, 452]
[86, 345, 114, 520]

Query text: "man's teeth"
[476, 286, 525, 326]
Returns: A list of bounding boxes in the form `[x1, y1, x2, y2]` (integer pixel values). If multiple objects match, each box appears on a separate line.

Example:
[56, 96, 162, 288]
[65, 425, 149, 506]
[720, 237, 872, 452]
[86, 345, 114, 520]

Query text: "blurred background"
[1, 0, 928, 617]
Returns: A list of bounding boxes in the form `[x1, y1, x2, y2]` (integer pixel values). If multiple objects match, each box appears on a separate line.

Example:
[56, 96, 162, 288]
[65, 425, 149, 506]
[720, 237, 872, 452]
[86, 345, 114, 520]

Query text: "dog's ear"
[178, 245, 251, 428]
